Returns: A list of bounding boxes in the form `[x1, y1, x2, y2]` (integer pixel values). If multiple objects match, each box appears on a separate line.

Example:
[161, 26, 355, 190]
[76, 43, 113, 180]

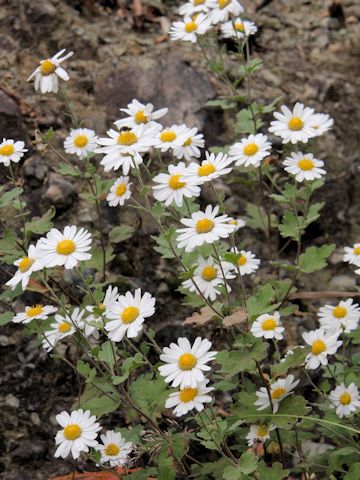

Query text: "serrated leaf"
[0, 311, 13, 326]
[257, 461, 290, 480]
[54, 162, 81, 177]
[299, 244, 336, 273]
[108, 225, 135, 243]
[25, 207, 55, 235]
[0, 187, 23, 209]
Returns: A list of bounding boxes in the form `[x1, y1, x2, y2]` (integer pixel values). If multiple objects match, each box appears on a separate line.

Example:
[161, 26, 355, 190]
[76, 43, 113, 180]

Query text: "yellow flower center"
[271, 387, 286, 400]
[18, 256, 35, 273]
[185, 21, 198, 33]
[134, 110, 148, 124]
[98, 303, 106, 311]
[183, 137, 193, 146]
[56, 239, 76, 255]
[168, 174, 186, 190]
[339, 392, 351, 405]
[311, 339, 326, 355]
[234, 22, 245, 32]
[118, 131, 138, 146]
[261, 318, 277, 331]
[63, 424, 82, 440]
[58, 322, 72, 333]
[105, 443, 120, 456]
[160, 131, 177, 143]
[297, 158, 314, 171]
[195, 218, 214, 234]
[237, 255, 247, 266]
[121, 306, 140, 324]
[201, 265, 217, 281]
[0, 144, 15, 156]
[288, 117, 304, 131]
[332, 306, 347, 319]
[198, 164, 216, 177]
[228, 219, 238, 225]
[178, 353, 197, 370]
[40, 59, 56, 76]
[243, 143, 259, 156]
[115, 183, 127, 196]
[74, 135, 88, 148]
[194, 0, 205, 4]
[218, 0, 231, 9]
[179, 387, 198, 403]
[256, 425, 269, 437]
[353, 246, 360, 255]
[26, 305, 44, 317]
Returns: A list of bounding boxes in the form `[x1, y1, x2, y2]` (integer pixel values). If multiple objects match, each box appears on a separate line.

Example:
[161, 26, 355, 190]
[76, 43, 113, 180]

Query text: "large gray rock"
[44, 172, 77, 209]
[95, 52, 218, 130]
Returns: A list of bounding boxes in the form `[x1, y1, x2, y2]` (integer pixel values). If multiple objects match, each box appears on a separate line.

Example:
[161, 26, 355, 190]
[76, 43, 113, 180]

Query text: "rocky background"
[0, 0, 360, 478]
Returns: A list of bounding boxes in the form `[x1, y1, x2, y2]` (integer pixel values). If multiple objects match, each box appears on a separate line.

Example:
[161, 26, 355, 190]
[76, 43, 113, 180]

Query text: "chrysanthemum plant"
[2, 2, 360, 478]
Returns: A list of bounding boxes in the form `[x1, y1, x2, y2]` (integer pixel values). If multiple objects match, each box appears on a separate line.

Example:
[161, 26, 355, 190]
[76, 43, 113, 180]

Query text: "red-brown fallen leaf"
[26, 278, 49, 293]
[222, 307, 247, 327]
[183, 306, 215, 326]
[50, 467, 156, 480]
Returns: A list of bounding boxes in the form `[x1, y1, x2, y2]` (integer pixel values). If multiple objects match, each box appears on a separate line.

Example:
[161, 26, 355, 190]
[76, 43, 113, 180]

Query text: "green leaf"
[235, 109, 255, 134]
[112, 353, 144, 385]
[157, 449, 175, 480]
[0, 311, 13, 326]
[302, 202, 324, 229]
[0, 187, 23, 208]
[25, 207, 55, 236]
[54, 162, 81, 177]
[109, 225, 135, 243]
[344, 463, 360, 480]
[299, 244, 336, 273]
[129, 374, 169, 420]
[247, 284, 276, 322]
[81, 394, 120, 417]
[279, 210, 300, 240]
[76, 360, 96, 382]
[152, 227, 181, 259]
[217, 340, 267, 375]
[271, 346, 310, 376]
[275, 395, 310, 427]
[223, 453, 257, 479]
[206, 98, 236, 110]
[98, 341, 116, 368]
[257, 461, 290, 480]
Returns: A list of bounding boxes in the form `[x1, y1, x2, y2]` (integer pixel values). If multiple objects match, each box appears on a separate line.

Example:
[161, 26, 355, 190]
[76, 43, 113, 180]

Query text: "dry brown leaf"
[27, 278, 49, 293]
[183, 306, 215, 326]
[222, 307, 247, 327]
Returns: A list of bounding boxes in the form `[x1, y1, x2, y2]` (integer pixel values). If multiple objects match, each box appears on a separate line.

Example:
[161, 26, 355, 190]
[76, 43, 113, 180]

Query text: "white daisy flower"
[86, 285, 120, 323]
[329, 383, 360, 419]
[173, 127, 205, 161]
[310, 113, 334, 137]
[182, 256, 235, 301]
[255, 374, 300, 413]
[179, 0, 211, 16]
[343, 243, 360, 268]
[114, 99, 168, 130]
[152, 162, 201, 207]
[184, 152, 233, 184]
[12, 304, 57, 324]
[64, 128, 98, 159]
[170, 14, 212, 43]
[37, 226, 92, 269]
[54, 409, 100, 459]
[229, 133, 271, 168]
[283, 151, 326, 182]
[107, 176, 132, 207]
[154, 125, 190, 152]
[105, 289, 156, 342]
[268, 103, 318, 144]
[302, 328, 342, 370]
[43, 308, 95, 352]
[28, 49, 74, 94]
[5, 244, 44, 291]
[318, 298, 360, 333]
[227, 218, 246, 231]
[96, 125, 157, 174]
[176, 205, 236, 252]
[159, 336, 217, 388]
[221, 18, 257, 39]
[251, 311, 284, 340]
[208, 0, 244, 24]
[165, 379, 214, 416]
[0, 138, 27, 166]
[97, 430, 133, 467]
[231, 248, 260, 275]
[246, 424, 275, 446]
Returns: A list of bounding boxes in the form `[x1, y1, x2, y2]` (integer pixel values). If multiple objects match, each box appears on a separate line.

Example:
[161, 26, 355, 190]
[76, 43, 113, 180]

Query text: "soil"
[1, 0, 360, 478]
